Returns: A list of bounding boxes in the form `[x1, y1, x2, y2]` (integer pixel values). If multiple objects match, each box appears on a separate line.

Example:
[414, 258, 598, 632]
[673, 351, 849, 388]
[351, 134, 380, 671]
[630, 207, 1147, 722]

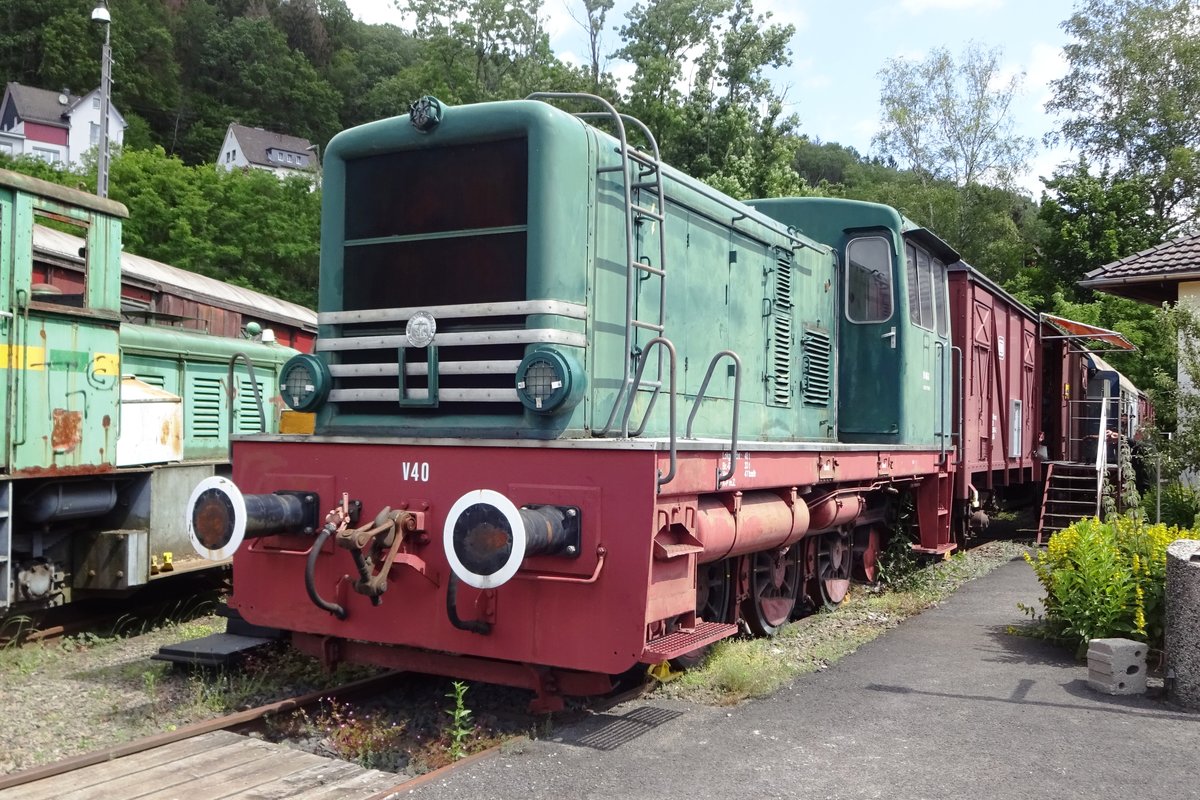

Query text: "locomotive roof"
[33, 223, 317, 332]
[0, 167, 128, 219]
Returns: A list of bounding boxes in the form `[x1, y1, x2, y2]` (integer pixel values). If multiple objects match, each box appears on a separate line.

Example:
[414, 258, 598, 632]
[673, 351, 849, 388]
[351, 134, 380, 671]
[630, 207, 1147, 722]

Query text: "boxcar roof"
[33, 224, 317, 331]
[946, 259, 1039, 323]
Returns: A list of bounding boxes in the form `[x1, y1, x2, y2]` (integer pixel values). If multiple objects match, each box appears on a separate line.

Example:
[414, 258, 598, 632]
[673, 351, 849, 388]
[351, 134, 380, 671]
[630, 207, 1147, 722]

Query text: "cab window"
[905, 241, 949, 336]
[846, 236, 893, 323]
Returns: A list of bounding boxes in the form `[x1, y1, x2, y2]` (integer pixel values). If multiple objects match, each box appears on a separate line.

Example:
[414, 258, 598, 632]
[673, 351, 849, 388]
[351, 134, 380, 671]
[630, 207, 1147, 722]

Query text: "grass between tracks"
[657, 540, 1032, 704]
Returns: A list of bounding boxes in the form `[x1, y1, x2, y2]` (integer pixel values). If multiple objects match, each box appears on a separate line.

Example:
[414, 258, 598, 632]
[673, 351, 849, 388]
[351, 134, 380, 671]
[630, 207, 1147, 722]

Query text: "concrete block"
[1087, 637, 1148, 695]
[1166, 539, 1200, 710]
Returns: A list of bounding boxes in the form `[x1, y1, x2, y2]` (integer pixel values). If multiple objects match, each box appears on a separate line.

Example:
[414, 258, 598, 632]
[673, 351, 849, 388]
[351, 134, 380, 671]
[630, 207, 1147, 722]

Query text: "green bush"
[1025, 516, 1184, 653]
[1141, 482, 1200, 529]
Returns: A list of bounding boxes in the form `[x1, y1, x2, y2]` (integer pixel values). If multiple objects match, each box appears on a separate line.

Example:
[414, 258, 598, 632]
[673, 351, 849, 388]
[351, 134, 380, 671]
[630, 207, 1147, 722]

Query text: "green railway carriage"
[0, 168, 297, 610]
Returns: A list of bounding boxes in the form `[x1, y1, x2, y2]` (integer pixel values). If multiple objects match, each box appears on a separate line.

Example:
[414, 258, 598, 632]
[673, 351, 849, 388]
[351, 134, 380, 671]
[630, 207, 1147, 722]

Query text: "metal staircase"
[1036, 462, 1102, 545]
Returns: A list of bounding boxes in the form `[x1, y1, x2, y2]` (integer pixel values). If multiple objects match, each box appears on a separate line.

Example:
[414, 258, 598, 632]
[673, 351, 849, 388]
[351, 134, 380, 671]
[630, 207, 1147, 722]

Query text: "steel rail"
[0, 670, 404, 791]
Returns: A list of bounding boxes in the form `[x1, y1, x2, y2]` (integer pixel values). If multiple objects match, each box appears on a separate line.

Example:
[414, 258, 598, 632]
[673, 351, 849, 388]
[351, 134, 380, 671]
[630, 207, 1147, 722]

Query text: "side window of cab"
[904, 241, 949, 337]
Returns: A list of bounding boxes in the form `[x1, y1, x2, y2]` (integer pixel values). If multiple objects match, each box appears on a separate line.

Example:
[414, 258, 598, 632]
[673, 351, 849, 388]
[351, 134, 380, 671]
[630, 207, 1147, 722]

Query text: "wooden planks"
[0, 731, 402, 800]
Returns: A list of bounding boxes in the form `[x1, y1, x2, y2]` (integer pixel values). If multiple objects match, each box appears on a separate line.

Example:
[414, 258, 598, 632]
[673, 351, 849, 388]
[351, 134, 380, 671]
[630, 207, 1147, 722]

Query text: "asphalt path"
[403, 559, 1198, 799]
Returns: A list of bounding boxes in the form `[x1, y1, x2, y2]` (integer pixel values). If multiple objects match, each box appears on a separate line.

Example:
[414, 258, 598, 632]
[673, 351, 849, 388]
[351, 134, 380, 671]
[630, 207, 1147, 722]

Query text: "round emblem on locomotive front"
[406, 311, 437, 348]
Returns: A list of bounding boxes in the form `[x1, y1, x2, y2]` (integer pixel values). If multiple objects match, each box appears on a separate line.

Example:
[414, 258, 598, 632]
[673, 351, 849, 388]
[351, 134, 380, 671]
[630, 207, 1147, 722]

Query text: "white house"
[216, 123, 317, 182]
[0, 82, 125, 168]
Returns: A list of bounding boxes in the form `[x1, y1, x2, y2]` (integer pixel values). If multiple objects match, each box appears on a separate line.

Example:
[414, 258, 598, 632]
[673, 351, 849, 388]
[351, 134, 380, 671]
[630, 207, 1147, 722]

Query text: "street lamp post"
[92, 0, 112, 199]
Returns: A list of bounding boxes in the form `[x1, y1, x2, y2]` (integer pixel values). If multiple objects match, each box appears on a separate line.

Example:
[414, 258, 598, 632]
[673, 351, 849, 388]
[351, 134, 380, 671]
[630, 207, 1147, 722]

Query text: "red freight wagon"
[948, 263, 1043, 508]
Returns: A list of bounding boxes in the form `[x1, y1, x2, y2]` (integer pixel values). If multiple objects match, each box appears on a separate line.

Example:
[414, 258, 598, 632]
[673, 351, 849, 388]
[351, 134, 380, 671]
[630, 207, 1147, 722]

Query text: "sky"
[343, 0, 1079, 195]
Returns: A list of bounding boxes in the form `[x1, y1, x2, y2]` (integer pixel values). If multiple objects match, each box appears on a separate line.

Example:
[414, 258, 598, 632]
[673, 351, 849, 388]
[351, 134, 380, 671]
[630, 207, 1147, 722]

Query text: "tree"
[1038, 158, 1165, 297]
[566, 0, 614, 91]
[1047, 0, 1200, 231]
[874, 42, 1034, 189]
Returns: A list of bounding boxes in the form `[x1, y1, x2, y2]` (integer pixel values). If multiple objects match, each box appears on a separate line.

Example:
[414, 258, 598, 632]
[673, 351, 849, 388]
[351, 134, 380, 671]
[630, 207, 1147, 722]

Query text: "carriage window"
[31, 212, 89, 309]
[905, 243, 924, 328]
[845, 236, 893, 323]
[916, 247, 935, 330]
[933, 257, 949, 336]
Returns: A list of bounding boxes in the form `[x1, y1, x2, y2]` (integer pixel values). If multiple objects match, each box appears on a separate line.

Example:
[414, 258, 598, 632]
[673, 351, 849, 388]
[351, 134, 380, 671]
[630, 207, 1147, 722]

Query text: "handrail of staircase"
[685, 350, 742, 487]
[1094, 380, 1109, 518]
[621, 337, 678, 490]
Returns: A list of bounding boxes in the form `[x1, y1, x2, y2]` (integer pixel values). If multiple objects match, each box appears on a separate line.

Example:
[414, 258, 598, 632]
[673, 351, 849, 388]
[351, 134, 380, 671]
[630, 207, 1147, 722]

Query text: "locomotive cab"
[746, 198, 957, 450]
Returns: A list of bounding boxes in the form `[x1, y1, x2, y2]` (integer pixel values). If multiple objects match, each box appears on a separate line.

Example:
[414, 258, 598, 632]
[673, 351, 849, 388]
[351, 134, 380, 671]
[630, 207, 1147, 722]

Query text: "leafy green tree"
[1037, 159, 1165, 297]
[1047, 0, 1200, 230]
[875, 42, 1034, 189]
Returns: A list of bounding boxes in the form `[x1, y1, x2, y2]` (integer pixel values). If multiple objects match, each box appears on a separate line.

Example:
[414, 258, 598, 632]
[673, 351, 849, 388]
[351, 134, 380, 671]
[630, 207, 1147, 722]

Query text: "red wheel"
[852, 525, 883, 585]
[742, 546, 800, 637]
[818, 531, 852, 608]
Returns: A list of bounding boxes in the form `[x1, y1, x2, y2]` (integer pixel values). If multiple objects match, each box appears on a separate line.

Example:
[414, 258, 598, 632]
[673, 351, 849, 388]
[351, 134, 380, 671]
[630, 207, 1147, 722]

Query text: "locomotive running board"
[640, 621, 739, 663]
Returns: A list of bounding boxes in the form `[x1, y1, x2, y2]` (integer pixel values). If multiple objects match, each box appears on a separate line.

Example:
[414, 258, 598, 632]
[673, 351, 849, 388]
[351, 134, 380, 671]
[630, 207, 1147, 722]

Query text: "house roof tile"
[227, 124, 314, 169]
[5, 82, 78, 127]
[1082, 232, 1200, 285]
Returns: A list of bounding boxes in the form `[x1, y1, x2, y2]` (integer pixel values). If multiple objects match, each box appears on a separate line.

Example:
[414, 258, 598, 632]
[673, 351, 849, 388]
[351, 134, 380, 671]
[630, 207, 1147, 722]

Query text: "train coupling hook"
[336, 505, 418, 604]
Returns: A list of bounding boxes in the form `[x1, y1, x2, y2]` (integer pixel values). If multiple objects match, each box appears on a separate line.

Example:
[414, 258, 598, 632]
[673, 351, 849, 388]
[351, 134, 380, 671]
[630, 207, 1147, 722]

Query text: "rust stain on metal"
[51, 408, 82, 453]
[160, 419, 171, 445]
[102, 414, 111, 429]
[12, 463, 115, 478]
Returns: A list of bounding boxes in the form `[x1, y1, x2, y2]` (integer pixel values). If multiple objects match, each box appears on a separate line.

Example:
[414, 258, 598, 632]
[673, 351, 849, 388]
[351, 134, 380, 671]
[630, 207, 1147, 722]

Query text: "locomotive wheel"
[852, 525, 883, 585]
[670, 559, 732, 669]
[742, 546, 801, 637]
[818, 531, 853, 608]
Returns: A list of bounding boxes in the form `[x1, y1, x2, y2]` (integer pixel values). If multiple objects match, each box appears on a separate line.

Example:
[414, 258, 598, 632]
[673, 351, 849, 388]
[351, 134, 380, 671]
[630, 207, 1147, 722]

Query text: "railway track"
[0, 659, 650, 799]
[0, 570, 229, 648]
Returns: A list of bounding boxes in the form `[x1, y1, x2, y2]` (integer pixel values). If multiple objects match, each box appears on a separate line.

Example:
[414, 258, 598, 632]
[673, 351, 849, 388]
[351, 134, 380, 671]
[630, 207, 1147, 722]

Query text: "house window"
[31, 147, 59, 164]
[92, 97, 100, 109]
[90, 122, 100, 147]
[0, 142, 12, 156]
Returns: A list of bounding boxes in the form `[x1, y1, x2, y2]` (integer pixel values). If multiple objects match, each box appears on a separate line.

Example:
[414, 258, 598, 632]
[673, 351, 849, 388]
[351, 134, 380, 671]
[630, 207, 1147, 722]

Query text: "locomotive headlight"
[281, 354, 330, 412]
[515, 349, 583, 414]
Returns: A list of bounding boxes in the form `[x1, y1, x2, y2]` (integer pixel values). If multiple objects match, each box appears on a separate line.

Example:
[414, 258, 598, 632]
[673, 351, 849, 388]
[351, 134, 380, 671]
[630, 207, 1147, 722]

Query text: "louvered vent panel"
[133, 373, 166, 388]
[769, 253, 794, 407]
[801, 327, 832, 406]
[190, 376, 222, 438]
[237, 379, 266, 434]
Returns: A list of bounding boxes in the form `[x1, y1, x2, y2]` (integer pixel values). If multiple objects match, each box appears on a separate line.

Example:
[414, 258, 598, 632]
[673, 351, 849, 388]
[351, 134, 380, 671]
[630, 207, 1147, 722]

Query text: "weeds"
[445, 680, 473, 760]
[663, 541, 1028, 704]
[300, 698, 409, 770]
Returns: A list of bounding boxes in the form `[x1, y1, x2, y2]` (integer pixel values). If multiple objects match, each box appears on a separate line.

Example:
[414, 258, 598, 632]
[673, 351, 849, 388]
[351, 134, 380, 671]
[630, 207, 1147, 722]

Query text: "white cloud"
[899, 0, 1003, 13]
[1026, 41, 1068, 106]
[756, 0, 810, 33]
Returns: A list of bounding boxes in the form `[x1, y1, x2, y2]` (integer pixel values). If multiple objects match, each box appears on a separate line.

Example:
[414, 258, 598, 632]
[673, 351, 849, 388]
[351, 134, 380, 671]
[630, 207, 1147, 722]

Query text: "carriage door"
[9, 199, 121, 473]
[839, 235, 899, 439]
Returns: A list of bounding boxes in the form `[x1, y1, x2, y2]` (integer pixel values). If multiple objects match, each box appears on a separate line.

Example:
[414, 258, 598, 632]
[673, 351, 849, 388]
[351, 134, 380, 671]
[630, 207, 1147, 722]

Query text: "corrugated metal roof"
[33, 224, 316, 331]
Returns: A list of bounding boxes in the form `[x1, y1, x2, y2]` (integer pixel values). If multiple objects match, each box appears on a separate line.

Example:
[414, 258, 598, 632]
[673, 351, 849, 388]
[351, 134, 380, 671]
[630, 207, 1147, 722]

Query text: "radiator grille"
[236, 379, 266, 433]
[189, 376, 222, 438]
[768, 252, 794, 406]
[317, 301, 587, 415]
[801, 327, 832, 406]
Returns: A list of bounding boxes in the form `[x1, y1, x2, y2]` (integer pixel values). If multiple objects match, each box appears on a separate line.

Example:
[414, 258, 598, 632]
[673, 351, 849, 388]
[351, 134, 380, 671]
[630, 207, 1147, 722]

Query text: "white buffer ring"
[186, 475, 248, 561]
[443, 488, 527, 590]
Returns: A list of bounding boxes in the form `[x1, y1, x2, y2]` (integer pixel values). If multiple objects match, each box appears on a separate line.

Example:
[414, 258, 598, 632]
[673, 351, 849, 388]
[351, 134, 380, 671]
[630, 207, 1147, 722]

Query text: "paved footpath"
[402, 559, 1198, 800]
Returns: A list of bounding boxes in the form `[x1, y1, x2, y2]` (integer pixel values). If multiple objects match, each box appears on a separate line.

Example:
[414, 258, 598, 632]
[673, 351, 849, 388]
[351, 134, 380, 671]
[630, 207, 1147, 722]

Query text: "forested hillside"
[2, 0, 1198, 459]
